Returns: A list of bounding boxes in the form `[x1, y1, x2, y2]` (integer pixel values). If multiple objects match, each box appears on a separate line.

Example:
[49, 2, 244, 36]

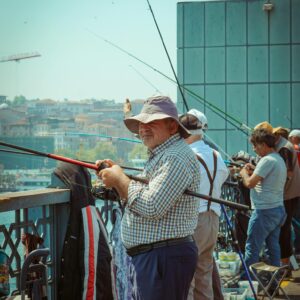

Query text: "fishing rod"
[221, 204, 257, 300]
[127, 174, 249, 211]
[86, 30, 252, 135]
[129, 65, 162, 94]
[159, 34, 256, 291]
[0, 141, 98, 171]
[0, 136, 244, 170]
[145, 0, 188, 111]
[65, 125, 237, 166]
[224, 160, 244, 168]
[0, 148, 37, 157]
[0, 140, 249, 211]
[145, 0, 252, 134]
[0, 148, 240, 194]
[202, 132, 235, 162]
[64, 132, 142, 144]
[0, 147, 142, 172]
[0, 147, 244, 172]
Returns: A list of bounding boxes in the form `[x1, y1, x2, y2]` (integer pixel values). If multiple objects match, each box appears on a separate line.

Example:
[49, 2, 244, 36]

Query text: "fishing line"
[0, 141, 240, 169]
[129, 65, 162, 94]
[0, 140, 249, 211]
[0, 148, 142, 172]
[86, 30, 252, 135]
[203, 133, 234, 162]
[145, 0, 188, 111]
[64, 131, 142, 144]
[0, 148, 37, 157]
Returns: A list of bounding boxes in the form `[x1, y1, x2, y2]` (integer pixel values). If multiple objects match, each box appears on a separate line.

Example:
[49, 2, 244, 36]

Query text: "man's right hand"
[95, 160, 131, 201]
[244, 163, 255, 175]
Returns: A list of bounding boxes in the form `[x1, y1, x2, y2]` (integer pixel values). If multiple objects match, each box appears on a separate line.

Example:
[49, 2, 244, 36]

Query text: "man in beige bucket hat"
[124, 95, 191, 139]
[96, 95, 201, 300]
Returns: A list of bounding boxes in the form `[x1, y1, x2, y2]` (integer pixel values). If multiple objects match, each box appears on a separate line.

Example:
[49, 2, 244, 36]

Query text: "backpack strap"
[196, 151, 218, 211]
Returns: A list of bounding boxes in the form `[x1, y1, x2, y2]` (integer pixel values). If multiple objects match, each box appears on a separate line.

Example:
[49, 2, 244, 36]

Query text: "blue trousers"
[130, 241, 197, 300]
[244, 206, 286, 269]
[292, 198, 300, 255]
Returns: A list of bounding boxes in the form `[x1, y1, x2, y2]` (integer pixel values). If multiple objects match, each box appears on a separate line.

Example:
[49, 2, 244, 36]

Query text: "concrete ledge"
[0, 188, 70, 212]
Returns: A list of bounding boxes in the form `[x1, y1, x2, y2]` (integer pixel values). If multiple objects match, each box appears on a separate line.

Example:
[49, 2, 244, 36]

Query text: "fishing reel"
[92, 161, 122, 203]
[231, 150, 258, 166]
[91, 183, 120, 202]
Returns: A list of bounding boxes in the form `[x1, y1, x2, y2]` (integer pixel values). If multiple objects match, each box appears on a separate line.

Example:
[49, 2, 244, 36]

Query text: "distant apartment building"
[91, 108, 124, 123]
[32, 122, 51, 136]
[131, 99, 144, 116]
[0, 136, 56, 169]
[0, 95, 7, 104]
[0, 107, 26, 136]
[4, 120, 31, 136]
[0, 98, 140, 159]
[59, 101, 91, 115]
[27, 99, 58, 115]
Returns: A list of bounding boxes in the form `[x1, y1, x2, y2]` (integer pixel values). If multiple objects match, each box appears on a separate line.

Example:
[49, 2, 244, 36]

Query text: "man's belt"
[126, 235, 194, 257]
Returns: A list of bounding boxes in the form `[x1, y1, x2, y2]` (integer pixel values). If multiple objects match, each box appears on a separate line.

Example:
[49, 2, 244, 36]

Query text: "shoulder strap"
[196, 151, 218, 211]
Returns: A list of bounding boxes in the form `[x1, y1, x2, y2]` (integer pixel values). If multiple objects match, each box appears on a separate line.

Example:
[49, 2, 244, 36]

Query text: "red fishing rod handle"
[49, 154, 99, 170]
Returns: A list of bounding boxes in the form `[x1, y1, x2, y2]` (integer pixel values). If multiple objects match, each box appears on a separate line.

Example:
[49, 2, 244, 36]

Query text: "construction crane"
[0, 52, 41, 63]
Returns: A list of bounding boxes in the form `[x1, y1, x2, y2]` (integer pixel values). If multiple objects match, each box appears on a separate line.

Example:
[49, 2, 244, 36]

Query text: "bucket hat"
[124, 95, 190, 138]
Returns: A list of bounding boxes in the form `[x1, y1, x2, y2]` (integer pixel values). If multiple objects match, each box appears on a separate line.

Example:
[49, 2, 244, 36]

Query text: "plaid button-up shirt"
[122, 134, 201, 249]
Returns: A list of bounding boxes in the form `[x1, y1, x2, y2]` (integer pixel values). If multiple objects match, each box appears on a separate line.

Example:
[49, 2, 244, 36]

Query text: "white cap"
[289, 129, 300, 138]
[187, 109, 208, 129]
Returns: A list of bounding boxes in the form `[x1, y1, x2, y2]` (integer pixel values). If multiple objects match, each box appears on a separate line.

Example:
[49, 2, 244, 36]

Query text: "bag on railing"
[0, 249, 10, 297]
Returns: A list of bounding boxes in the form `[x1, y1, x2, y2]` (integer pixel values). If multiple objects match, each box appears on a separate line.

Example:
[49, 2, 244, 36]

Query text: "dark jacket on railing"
[54, 163, 113, 300]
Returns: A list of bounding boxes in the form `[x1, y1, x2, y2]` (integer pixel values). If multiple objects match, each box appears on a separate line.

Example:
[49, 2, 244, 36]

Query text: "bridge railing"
[0, 188, 70, 299]
[0, 179, 242, 298]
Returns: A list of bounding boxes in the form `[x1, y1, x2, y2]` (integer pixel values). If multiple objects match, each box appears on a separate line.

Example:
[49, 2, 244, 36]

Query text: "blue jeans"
[244, 206, 286, 269]
[292, 198, 300, 254]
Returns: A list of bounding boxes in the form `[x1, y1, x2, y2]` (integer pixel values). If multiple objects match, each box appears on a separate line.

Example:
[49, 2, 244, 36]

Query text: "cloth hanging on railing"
[54, 162, 114, 300]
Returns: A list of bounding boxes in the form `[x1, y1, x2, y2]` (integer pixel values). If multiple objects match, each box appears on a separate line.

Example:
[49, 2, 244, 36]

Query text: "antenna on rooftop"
[0, 52, 41, 63]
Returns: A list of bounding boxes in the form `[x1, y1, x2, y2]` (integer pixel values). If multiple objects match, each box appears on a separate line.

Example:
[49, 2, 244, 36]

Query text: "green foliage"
[54, 142, 118, 165]
[55, 148, 76, 158]
[12, 95, 27, 106]
[128, 144, 148, 160]
[87, 141, 118, 162]
[75, 144, 86, 160]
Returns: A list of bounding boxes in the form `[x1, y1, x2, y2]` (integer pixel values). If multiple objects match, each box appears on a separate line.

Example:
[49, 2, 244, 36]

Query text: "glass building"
[177, 0, 300, 154]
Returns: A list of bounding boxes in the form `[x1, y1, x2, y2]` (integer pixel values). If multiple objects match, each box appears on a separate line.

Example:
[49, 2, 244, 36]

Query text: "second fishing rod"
[0, 140, 249, 211]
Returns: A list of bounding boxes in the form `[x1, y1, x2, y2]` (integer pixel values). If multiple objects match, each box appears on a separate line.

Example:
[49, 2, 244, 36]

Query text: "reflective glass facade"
[177, 0, 300, 154]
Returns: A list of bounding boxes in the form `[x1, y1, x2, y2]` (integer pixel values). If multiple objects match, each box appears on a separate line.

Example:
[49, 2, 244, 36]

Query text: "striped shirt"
[121, 134, 201, 249]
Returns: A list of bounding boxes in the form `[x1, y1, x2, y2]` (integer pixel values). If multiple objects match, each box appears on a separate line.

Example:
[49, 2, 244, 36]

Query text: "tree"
[87, 141, 118, 162]
[54, 142, 118, 166]
[128, 144, 148, 160]
[12, 95, 27, 106]
[76, 144, 86, 160]
[55, 148, 76, 158]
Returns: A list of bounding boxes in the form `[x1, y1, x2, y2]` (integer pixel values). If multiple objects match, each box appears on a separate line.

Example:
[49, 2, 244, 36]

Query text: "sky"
[0, 0, 200, 103]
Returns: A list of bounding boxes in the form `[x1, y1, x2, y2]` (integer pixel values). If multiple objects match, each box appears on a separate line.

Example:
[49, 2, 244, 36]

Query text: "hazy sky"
[0, 0, 198, 103]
